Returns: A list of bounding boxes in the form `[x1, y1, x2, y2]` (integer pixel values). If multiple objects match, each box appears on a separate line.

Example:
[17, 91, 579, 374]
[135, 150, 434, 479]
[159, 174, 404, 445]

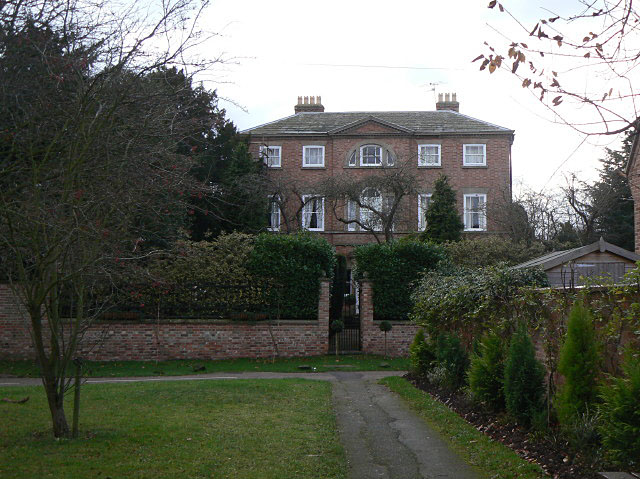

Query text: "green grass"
[380, 377, 547, 479]
[0, 379, 346, 479]
[0, 355, 408, 378]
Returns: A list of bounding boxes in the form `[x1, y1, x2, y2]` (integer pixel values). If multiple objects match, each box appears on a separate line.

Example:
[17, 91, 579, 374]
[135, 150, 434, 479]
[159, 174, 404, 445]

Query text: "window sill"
[345, 165, 396, 169]
[464, 228, 487, 232]
[462, 165, 487, 168]
[417, 165, 442, 169]
[302, 166, 326, 169]
[266, 165, 282, 169]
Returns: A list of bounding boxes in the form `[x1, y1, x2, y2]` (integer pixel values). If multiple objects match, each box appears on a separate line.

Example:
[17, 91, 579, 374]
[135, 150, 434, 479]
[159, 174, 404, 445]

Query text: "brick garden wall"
[0, 280, 331, 361]
[359, 279, 419, 357]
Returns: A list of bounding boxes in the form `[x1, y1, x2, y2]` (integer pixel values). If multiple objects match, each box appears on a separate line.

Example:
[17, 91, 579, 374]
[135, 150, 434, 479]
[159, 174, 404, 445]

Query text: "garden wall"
[0, 281, 330, 361]
[359, 279, 419, 356]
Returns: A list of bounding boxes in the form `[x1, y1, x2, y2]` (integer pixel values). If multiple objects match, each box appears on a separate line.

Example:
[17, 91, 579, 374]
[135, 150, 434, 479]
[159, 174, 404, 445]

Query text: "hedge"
[246, 232, 335, 319]
[354, 240, 445, 320]
[115, 232, 335, 320]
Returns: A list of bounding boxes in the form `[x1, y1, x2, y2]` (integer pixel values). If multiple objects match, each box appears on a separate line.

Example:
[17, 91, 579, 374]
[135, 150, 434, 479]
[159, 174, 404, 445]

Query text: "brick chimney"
[295, 95, 325, 113]
[436, 92, 459, 112]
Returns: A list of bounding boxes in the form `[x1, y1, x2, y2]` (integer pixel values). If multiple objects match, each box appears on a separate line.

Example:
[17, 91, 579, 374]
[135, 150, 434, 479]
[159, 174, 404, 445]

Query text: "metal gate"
[329, 277, 361, 353]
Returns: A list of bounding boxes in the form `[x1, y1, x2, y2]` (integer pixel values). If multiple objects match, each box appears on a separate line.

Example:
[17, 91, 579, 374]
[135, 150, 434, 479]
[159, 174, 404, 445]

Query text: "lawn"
[0, 355, 408, 378]
[0, 379, 346, 479]
[380, 377, 547, 479]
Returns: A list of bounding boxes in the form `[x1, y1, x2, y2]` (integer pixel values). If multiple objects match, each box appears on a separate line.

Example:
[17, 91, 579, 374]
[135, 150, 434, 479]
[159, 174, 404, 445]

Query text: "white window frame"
[418, 144, 441, 167]
[360, 145, 382, 166]
[463, 144, 486, 166]
[463, 194, 487, 231]
[267, 195, 281, 231]
[417, 193, 432, 231]
[302, 145, 325, 167]
[360, 188, 383, 231]
[259, 145, 281, 168]
[301, 195, 324, 231]
[346, 199, 357, 231]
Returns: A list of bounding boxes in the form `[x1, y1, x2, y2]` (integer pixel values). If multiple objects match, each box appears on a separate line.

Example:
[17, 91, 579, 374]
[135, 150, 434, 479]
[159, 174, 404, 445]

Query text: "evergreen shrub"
[598, 352, 640, 468]
[354, 239, 445, 320]
[555, 302, 600, 426]
[504, 323, 546, 426]
[247, 232, 336, 319]
[468, 330, 506, 411]
[409, 329, 435, 375]
[433, 332, 469, 390]
[420, 174, 464, 243]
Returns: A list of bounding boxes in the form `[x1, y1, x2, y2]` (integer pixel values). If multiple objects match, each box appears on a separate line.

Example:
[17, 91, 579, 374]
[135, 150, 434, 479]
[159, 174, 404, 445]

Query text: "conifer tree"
[555, 302, 600, 425]
[421, 175, 464, 243]
[504, 323, 545, 425]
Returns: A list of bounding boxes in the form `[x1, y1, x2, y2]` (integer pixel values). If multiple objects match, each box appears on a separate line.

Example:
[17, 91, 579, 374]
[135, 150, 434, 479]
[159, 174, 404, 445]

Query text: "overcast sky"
[199, 0, 632, 193]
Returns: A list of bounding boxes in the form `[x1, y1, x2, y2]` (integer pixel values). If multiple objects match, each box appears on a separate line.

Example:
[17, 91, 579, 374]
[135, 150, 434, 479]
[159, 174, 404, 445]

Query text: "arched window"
[349, 144, 395, 167]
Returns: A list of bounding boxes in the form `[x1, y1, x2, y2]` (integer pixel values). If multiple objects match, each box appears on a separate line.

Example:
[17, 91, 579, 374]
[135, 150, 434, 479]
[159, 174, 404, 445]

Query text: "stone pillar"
[359, 276, 374, 353]
[318, 277, 330, 354]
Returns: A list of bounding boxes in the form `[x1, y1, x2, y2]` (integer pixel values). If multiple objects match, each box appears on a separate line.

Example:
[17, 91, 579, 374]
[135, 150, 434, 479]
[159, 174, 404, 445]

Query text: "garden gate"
[329, 276, 361, 353]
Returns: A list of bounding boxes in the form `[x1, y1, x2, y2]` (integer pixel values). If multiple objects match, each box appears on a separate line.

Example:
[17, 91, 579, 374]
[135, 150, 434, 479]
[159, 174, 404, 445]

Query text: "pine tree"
[421, 174, 464, 243]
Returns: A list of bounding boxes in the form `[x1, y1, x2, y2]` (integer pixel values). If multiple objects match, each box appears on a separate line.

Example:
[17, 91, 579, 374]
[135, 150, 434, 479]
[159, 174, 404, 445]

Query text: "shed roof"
[513, 237, 640, 271]
[241, 111, 513, 136]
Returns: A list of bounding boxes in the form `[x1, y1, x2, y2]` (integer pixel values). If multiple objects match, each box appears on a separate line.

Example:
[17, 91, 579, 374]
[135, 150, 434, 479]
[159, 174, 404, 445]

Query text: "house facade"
[242, 95, 514, 258]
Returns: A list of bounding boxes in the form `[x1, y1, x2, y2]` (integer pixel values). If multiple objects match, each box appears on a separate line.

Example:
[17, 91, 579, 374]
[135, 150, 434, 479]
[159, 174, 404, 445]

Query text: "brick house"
[242, 94, 514, 259]
[626, 137, 640, 253]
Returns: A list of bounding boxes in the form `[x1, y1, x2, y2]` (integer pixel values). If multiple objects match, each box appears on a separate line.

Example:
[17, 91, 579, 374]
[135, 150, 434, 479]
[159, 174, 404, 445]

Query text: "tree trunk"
[44, 385, 70, 438]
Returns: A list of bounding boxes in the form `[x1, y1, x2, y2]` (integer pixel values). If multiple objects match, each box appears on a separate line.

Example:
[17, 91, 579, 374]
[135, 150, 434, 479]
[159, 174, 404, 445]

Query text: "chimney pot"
[435, 91, 460, 112]
[294, 95, 325, 113]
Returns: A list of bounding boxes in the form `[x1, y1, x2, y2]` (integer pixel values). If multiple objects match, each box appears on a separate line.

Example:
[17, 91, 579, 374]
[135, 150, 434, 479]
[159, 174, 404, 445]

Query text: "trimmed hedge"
[354, 240, 445, 320]
[247, 232, 336, 319]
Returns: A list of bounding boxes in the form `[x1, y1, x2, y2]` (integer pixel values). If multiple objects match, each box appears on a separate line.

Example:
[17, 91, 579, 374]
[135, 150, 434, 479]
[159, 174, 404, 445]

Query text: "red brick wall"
[0, 280, 330, 361]
[359, 279, 419, 356]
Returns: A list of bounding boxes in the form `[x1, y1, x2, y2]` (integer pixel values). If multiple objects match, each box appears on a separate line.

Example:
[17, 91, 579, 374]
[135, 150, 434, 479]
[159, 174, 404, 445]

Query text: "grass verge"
[0, 379, 346, 479]
[380, 376, 547, 479]
[0, 355, 408, 378]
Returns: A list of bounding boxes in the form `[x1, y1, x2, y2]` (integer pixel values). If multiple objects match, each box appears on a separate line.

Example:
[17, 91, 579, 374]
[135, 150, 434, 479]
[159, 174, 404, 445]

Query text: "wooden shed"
[513, 238, 640, 288]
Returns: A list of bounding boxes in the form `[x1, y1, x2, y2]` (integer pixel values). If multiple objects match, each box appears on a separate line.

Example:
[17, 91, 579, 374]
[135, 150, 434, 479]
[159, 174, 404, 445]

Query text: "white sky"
[197, 0, 632, 192]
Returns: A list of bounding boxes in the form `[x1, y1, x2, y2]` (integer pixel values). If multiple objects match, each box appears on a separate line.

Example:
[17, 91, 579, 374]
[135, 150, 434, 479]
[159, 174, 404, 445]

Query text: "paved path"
[1, 370, 478, 479]
[331, 372, 478, 479]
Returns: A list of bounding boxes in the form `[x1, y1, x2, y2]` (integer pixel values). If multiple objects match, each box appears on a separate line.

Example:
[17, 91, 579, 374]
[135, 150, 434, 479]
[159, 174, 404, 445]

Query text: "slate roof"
[513, 237, 640, 271]
[241, 111, 513, 136]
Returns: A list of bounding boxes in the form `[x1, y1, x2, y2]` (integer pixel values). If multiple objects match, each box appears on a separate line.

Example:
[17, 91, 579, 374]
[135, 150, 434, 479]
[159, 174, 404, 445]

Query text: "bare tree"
[0, 0, 218, 438]
[477, 0, 640, 136]
[318, 159, 418, 243]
